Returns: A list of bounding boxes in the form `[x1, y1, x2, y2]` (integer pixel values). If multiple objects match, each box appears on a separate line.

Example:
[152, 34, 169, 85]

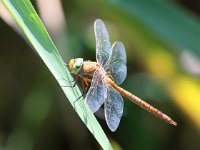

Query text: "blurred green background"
[0, 0, 200, 149]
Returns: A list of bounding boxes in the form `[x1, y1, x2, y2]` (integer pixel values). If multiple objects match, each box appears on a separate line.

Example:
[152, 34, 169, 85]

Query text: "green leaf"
[112, 0, 200, 56]
[2, 0, 112, 149]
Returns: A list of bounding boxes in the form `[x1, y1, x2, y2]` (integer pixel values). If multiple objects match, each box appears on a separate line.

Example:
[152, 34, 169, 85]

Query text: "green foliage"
[1, 0, 200, 149]
[113, 0, 200, 55]
[2, 0, 112, 149]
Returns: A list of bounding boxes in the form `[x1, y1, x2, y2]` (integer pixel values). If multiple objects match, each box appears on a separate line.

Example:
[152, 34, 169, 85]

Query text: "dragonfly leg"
[72, 74, 79, 87]
[73, 86, 89, 107]
[58, 78, 73, 87]
[60, 77, 75, 83]
[73, 77, 89, 107]
[59, 74, 79, 87]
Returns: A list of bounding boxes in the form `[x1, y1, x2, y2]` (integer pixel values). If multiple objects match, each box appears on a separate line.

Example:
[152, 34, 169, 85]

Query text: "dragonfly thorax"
[82, 61, 99, 76]
[69, 58, 84, 74]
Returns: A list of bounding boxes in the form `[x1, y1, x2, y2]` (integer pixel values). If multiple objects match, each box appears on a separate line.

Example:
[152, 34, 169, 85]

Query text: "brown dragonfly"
[68, 19, 177, 131]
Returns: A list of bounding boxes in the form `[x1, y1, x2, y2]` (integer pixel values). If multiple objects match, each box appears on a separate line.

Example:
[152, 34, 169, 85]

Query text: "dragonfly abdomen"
[106, 77, 177, 126]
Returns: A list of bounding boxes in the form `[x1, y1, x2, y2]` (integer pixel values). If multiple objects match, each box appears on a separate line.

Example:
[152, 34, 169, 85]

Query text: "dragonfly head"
[69, 58, 84, 74]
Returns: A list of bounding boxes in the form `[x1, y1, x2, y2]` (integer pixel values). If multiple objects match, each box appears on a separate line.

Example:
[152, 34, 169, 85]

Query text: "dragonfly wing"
[86, 69, 107, 113]
[105, 41, 127, 85]
[94, 19, 112, 66]
[104, 86, 124, 132]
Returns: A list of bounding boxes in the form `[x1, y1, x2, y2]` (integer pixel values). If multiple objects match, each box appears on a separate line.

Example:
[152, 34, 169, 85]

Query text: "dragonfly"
[68, 19, 177, 131]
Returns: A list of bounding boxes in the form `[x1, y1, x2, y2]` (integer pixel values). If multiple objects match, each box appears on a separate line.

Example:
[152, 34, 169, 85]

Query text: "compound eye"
[75, 65, 81, 69]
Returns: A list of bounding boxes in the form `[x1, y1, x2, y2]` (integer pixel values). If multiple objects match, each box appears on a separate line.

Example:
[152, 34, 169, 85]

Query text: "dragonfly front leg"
[72, 74, 79, 87]
[73, 77, 89, 106]
[59, 74, 79, 87]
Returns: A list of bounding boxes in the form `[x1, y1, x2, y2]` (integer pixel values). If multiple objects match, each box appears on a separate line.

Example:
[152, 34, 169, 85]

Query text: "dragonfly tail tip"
[171, 120, 177, 126]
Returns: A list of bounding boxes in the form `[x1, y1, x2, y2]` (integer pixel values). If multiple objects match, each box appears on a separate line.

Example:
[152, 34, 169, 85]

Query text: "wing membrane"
[105, 42, 127, 85]
[104, 86, 124, 132]
[86, 69, 107, 112]
[94, 19, 112, 66]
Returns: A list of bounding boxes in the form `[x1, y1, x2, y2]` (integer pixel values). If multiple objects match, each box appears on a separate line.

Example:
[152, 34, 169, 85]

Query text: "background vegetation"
[0, 0, 200, 149]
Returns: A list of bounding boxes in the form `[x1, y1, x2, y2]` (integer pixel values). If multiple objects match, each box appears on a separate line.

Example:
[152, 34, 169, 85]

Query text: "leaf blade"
[2, 0, 112, 149]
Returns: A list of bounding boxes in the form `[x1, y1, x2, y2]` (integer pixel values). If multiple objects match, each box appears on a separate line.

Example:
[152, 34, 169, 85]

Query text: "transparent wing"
[86, 69, 107, 113]
[105, 41, 127, 85]
[94, 19, 112, 66]
[104, 86, 124, 132]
